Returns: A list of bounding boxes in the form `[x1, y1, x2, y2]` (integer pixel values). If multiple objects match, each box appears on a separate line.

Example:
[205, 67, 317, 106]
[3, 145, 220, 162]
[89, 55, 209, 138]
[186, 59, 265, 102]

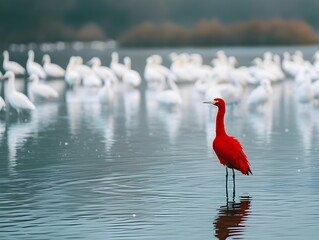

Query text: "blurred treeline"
[1, 0, 319, 46]
[120, 19, 318, 47]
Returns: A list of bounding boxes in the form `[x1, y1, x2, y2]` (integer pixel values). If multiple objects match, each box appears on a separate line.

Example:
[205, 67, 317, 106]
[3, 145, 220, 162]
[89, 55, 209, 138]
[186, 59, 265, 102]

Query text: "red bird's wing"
[213, 136, 251, 175]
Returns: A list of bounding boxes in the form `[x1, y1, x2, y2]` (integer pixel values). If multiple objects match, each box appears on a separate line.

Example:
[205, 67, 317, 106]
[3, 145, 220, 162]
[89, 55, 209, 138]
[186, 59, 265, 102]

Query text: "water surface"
[1, 46, 319, 239]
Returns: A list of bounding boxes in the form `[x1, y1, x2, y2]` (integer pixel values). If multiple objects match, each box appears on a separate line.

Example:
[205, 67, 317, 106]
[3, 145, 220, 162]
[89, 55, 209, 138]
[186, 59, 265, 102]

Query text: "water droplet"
[132, 214, 136, 217]
[297, 169, 301, 172]
[285, 128, 289, 132]
[65, 142, 68, 146]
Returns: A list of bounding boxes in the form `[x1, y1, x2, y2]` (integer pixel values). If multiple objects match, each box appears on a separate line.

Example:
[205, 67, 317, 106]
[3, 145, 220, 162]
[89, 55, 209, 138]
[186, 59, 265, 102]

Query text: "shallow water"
[1, 46, 319, 239]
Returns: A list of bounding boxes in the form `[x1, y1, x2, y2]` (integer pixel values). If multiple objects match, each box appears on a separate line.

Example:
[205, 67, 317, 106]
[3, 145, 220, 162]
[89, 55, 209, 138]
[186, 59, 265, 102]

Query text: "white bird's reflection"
[248, 100, 273, 144]
[123, 89, 141, 123]
[7, 102, 59, 174]
[312, 105, 319, 133]
[145, 89, 159, 121]
[145, 87, 182, 144]
[191, 94, 207, 130]
[0, 121, 5, 142]
[157, 108, 182, 145]
[123, 88, 141, 136]
[296, 103, 313, 157]
[99, 109, 115, 152]
[32, 102, 60, 129]
[7, 120, 37, 174]
[66, 87, 100, 135]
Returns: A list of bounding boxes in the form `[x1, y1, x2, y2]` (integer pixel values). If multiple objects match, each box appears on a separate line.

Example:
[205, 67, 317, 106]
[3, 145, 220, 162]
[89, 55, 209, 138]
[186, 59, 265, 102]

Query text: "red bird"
[203, 98, 252, 199]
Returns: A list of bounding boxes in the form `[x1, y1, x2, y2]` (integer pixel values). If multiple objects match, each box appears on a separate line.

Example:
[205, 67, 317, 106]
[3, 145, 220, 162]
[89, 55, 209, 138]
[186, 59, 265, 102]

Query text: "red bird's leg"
[226, 168, 229, 201]
[232, 169, 236, 200]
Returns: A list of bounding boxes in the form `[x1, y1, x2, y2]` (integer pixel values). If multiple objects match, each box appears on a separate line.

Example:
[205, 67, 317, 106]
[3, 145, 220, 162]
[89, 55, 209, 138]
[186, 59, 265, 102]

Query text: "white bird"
[217, 80, 243, 104]
[249, 58, 277, 83]
[144, 56, 166, 89]
[75, 57, 101, 87]
[110, 52, 126, 80]
[312, 80, 319, 101]
[3, 50, 25, 75]
[227, 56, 255, 85]
[123, 56, 142, 88]
[0, 71, 5, 111]
[170, 53, 194, 82]
[42, 54, 65, 78]
[65, 56, 81, 87]
[247, 79, 272, 109]
[204, 78, 222, 100]
[98, 78, 114, 104]
[2, 71, 35, 114]
[152, 55, 172, 77]
[194, 78, 207, 94]
[28, 74, 59, 99]
[157, 75, 182, 107]
[296, 75, 313, 103]
[27, 50, 46, 79]
[0, 96, 5, 111]
[87, 57, 118, 84]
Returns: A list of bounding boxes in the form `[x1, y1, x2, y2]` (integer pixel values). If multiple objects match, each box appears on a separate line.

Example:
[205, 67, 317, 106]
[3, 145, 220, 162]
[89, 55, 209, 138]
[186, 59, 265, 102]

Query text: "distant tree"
[120, 18, 319, 47]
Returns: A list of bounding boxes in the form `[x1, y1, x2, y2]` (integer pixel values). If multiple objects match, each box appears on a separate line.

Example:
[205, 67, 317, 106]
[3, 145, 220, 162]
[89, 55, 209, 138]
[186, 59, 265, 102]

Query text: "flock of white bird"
[145, 49, 319, 108]
[1, 48, 319, 117]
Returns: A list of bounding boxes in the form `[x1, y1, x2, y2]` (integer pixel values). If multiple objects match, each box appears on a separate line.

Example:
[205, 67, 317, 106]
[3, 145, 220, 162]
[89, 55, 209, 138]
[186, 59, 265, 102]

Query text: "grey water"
[1, 46, 319, 239]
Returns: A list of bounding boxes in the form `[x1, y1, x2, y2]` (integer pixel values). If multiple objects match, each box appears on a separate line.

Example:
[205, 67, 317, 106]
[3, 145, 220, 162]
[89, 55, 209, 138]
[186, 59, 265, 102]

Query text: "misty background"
[1, 0, 319, 47]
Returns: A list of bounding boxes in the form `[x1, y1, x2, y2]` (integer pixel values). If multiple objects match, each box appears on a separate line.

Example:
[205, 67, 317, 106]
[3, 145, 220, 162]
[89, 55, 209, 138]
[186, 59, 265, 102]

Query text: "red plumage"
[208, 98, 252, 175]
[213, 135, 252, 175]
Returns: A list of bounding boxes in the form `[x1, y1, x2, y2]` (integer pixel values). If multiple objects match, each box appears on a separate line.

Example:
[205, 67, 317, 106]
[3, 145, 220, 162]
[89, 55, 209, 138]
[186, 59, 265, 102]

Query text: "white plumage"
[144, 56, 166, 90]
[29, 74, 59, 99]
[0, 71, 6, 111]
[3, 71, 36, 113]
[74, 57, 101, 87]
[27, 50, 46, 79]
[98, 79, 114, 104]
[123, 56, 142, 88]
[157, 76, 182, 106]
[296, 75, 313, 103]
[65, 57, 81, 87]
[43, 54, 65, 78]
[88, 57, 118, 84]
[247, 79, 273, 108]
[3, 50, 25, 75]
[0, 95, 5, 111]
[110, 52, 127, 80]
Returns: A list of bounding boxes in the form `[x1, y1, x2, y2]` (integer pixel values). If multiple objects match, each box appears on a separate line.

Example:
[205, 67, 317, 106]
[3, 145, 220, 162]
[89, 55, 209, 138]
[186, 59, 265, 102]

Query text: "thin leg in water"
[226, 168, 229, 202]
[232, 168, 236, 200]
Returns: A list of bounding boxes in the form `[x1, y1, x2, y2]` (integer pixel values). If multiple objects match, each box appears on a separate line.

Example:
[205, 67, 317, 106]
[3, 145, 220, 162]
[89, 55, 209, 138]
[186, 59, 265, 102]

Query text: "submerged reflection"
[248, 100, 273, 144]
[296, 103, 313, 155]
[213, 196, 251, 240]
[6, 103, 59, 174]
[7, 120, 37, 173]
[66, 87, 100, 135]
[123, 87, 141, 131]
[157, 107, 181, 144]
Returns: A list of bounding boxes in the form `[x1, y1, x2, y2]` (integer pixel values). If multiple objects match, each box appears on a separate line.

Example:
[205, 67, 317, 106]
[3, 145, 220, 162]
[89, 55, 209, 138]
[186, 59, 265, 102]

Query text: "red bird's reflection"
[213, 196, 251, 240]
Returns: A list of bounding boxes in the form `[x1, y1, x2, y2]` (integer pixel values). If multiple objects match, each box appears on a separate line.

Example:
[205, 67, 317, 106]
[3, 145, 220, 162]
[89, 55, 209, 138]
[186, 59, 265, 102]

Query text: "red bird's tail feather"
[246, 168, 252, 175]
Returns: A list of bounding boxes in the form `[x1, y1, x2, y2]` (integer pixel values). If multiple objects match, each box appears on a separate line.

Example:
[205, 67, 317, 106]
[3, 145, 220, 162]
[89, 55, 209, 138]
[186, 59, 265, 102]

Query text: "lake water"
[1, 46, 319, 239]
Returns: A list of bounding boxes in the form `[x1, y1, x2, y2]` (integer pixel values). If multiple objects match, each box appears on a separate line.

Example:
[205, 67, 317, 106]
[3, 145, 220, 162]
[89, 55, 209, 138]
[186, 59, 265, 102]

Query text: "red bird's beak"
[203, 100, 217, 105]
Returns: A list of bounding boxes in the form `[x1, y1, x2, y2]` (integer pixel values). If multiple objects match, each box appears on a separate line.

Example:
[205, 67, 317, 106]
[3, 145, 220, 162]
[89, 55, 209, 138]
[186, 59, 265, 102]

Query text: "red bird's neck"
[216, 104, 227, 136]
